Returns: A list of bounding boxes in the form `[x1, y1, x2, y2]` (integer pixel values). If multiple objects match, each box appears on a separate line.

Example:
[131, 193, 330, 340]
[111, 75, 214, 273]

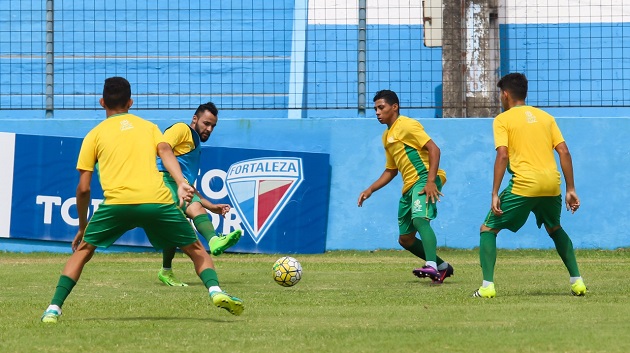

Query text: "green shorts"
[483, 183, 562, 232]
[82, 203, 198, 250]
[162, 172, 201, 212]
[398, 177, 443, 235]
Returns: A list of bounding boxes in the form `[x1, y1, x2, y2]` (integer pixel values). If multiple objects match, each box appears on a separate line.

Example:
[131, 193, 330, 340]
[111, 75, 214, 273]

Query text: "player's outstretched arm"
[555, 142, 580, 213]
[419, 140, 444, 204]
[491, 146, 509, 216]
[358, 169, 398, 207]
[195, 190, 231, 216]
[73, 169, 93, 251]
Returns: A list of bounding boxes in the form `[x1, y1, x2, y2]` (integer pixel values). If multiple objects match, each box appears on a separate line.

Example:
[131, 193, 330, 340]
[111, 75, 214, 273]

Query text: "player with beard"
[156, 102, 242, 287]
[41, 80, 243, 324]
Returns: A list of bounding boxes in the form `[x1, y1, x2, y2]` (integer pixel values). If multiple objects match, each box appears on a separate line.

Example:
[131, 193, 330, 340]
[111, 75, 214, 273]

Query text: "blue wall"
[1, 1, 629, 251]
[1, 116, 628, 251]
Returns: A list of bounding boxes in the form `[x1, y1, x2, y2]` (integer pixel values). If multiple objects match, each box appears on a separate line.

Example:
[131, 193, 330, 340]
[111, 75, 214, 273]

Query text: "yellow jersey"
[493, 106, 564, 197]
[164, 122, 195, 156]
[76, 113, 174, 204]
[156, 122, 201, 184]
[383, 116, 446, 194]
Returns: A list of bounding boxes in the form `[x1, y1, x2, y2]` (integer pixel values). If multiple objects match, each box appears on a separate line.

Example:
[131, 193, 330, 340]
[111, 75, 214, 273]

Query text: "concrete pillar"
[442, 0, 465, 118]
[442, 0, 499, 118]
[463, 0, 499, 118]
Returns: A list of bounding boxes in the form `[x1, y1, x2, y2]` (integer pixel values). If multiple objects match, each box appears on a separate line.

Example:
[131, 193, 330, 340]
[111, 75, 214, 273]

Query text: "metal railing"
[1, 0, 629, 117]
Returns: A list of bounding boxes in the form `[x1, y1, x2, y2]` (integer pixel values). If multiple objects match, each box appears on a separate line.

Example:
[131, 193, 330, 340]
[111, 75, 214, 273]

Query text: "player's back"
[494, 106, 564, 197]
[86, 113, 173, 204]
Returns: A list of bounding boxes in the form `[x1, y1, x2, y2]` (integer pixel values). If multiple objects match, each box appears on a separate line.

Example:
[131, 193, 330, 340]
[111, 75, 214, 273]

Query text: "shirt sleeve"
[161, 122, 189, 148]
[549, 118, 565, 148]
[399, 119, 431, 150]
[76, 130, 97, 171]
[384, 148, 397, 170]
[493, 117, 508, 149]
[381, 130, 397, 170]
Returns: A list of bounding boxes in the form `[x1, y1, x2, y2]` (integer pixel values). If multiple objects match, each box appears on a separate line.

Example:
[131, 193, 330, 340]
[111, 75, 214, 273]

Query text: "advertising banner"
[3, 133, 330, 254]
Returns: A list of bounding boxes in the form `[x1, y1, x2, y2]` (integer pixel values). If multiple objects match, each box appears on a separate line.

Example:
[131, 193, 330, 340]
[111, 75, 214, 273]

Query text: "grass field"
[1, 248, 629, 353]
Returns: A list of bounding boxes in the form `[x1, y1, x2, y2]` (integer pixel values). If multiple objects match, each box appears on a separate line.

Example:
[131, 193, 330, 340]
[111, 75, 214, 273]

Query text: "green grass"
[1, 249, 630, 353]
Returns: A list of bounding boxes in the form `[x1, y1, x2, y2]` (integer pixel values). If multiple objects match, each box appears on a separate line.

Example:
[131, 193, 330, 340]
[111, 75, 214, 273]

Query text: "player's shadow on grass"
[84, 316, 237, 322]
[525, 290, 580, 297]
[408, 280, 454, 286]
[154, 280, 247, 287]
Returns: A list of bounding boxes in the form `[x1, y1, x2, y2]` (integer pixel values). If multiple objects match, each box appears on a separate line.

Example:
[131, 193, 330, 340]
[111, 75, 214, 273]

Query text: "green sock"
[193, 215, 216, 243]
[550, 228, 581, 277]
[199, 268, 219, 289]
[51, 275, 77, 307]
[405, 238, 445, 266]
[412, 218, 437, 262]
[479, 231, 497, 282]
[162, 247, 176, 269]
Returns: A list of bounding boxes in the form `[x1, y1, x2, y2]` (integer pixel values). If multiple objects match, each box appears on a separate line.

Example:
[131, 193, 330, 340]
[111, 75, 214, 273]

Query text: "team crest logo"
[413, 199, 423, 212]
[225, 157, 304, 244]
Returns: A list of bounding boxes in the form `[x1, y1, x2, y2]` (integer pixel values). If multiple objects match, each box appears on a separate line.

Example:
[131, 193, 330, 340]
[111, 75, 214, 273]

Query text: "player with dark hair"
[358, 89, 454, 284]
[156, 102, 242, 287]
[40, 77, 244, 323]
[473, 72, 586, 298]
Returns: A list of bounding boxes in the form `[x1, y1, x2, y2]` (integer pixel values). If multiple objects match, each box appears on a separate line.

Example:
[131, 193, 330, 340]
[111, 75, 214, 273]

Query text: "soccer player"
[40, 77, 244, 323]
[472, 73, 586, 298]
[358, 90, 454, 284]
[156, 102, 242, 287]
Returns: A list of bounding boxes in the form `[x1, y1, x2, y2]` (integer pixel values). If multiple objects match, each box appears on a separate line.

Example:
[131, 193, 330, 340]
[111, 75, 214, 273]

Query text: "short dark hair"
[194, 102, 218, 118]
[102, 77, 131, 109]
[373, 90, 400, 107]
[497, 73, 528, 100]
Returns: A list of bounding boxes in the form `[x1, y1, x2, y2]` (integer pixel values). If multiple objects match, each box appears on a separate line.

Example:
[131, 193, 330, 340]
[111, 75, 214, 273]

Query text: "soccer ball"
[272, 256, 302, 287]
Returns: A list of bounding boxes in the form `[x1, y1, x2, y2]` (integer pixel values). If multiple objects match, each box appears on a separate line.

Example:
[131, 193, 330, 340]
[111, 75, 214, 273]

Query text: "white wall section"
[309, 0, 423, 25]
[309, 0, 630, 25]
[501, 0, 630, 24]
[0, 132, 15, 238]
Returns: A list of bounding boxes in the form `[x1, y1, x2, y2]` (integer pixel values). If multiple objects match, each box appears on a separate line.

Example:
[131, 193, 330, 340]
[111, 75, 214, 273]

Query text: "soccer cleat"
[210, 291, 244, 316]
[412, 265, 440, 281]
[472, 283, 496, 298]
[431, 263, 455, 284]
[41, 308, 61, 323]
[571, 279, 587, 296]
[158, 268, 188, 287]
[209, 229, 242, 256]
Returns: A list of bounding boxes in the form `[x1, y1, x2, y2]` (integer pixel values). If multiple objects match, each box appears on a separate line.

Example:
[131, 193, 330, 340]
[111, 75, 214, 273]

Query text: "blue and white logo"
[225, 157, 304, 244]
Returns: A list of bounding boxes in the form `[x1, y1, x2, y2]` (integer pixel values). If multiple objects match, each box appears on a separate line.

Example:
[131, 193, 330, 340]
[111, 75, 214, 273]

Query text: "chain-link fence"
[1, 0, 629, 117]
